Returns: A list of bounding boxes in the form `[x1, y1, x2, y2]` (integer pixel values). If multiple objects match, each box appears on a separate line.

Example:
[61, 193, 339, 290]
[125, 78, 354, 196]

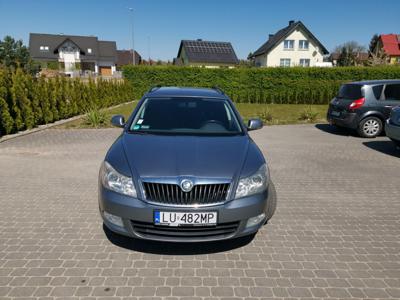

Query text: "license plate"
[331, 110, 341, 117]
[154, 211, 217, 227]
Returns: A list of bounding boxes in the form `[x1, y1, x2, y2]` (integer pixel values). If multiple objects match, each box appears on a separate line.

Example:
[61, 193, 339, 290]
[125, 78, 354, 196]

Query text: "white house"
[29, 33, 117, 76]
[249, 21, 329, 67]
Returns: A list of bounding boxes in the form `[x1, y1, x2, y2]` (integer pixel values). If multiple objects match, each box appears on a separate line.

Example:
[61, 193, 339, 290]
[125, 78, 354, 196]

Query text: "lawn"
[56, 102, 328, 129]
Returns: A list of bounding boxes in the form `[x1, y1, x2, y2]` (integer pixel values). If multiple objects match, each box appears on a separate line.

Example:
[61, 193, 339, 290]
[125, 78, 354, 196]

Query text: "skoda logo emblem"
[180, 179, 194, 192]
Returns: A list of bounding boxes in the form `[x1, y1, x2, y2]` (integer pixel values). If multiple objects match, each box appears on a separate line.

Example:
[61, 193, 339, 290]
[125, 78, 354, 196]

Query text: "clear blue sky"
[1, 0, 399, 60]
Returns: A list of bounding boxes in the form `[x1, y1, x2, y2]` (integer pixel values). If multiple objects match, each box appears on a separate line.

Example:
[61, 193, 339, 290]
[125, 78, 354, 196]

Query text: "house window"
[299, 59, 310, 67]
[40, 46, 49, 51]
[299, 40, 309, 50]
[283, 40, 294, 50]
[87, 48, 92, 54]
[280, 58, 291, 67]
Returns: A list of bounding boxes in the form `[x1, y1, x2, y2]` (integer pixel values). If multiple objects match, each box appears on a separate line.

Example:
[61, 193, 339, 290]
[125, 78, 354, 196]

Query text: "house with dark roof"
[29, 33, 117, 76]
[249, 21, 329, 67]
[330, 52, 369, 66]
[373, 34, 400, 64]
[174, 39, 238, 68]
[116, 50, 142, 68]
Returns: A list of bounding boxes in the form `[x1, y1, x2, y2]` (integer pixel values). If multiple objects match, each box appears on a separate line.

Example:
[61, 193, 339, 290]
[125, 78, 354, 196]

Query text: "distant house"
[373, 34, 400, 64]
[330, 52, 369, 66]
[249, 20, 329, 67]
[29, 33, 117, 76]
[116, 50, 142, 69]
[174, 39, 239, 68]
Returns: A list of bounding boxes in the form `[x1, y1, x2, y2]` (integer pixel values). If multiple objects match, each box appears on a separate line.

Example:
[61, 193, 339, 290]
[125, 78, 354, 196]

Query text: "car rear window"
[338, 84, 363, 100]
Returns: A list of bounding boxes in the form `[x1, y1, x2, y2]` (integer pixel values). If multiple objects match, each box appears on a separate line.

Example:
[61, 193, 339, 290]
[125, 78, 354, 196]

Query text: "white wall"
[254, 29, 325, 67]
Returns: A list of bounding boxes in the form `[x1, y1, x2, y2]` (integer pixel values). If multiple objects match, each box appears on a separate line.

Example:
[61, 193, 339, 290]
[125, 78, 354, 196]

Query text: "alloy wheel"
[362, 119, 380, 136]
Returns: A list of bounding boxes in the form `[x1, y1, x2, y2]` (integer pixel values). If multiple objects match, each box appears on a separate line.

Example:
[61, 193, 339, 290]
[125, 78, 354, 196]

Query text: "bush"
[123, 65, 400, 104]
[298, 106, 319, 122]
[258, 108, 273, 123]
[83, 107, 108, 128]
[0, 68, 134, 136]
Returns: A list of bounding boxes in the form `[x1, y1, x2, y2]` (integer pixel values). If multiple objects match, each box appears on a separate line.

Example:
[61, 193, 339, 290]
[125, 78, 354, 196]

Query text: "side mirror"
[247, 118, 263, 131]
[111, 115, 125, 128]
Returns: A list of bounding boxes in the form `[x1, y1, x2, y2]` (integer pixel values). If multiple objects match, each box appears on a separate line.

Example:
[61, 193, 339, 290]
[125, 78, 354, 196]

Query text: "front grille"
[131, 220, 239, 240]
[142, 182, 230, 206]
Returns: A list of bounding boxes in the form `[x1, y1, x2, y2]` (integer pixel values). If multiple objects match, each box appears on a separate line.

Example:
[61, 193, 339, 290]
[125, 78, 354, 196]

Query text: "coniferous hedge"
[0, 68, 134, 136]
[123, 65, 400, 104]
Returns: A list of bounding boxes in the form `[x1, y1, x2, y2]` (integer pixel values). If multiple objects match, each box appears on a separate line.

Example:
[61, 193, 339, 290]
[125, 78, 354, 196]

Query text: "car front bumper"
[98, 184, 272, 242]
[385, 120, 400, 142]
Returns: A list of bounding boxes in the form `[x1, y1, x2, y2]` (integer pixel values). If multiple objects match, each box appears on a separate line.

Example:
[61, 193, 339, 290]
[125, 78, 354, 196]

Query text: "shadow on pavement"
[103, 224, 255, 254]
[314, 123, 356, 136]
[363, 140, 400, 158]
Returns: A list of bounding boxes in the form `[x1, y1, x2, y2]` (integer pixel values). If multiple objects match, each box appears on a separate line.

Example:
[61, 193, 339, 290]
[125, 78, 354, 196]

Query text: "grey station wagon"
[327, 80, 400, 137]
[99, 87, 277, 242]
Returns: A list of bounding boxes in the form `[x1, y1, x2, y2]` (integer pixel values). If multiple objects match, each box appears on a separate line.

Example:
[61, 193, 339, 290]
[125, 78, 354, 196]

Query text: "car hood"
[120, 133, 250, 180]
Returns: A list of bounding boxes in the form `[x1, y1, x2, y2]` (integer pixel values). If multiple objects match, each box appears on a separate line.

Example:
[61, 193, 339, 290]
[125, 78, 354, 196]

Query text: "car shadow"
[363, 140, 400, 158]
[314, 123, 356, 136]
[103, 225, 255, 255]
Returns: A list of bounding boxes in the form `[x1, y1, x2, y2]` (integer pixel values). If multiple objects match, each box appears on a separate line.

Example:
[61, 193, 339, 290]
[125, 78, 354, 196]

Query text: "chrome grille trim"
[142, 182, 230, 206]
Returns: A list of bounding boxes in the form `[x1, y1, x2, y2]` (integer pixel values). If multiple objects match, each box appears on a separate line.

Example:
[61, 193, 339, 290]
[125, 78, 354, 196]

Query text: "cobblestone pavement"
[0, 124, 399, 300]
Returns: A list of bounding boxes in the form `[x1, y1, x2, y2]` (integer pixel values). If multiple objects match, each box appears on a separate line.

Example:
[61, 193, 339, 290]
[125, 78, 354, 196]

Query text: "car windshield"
[337, 84, 363, 100]
[129, 97, 243, 135]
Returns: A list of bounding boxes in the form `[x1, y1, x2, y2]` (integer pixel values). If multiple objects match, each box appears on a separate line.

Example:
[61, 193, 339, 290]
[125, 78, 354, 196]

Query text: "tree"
[367, 34, 388, 66]
[11, 69, 34, 130]
[0, 36, 32, 72]
[0, 69, 14, 135]
[334, 41, 366, 66]
[369, 34, 380, 54]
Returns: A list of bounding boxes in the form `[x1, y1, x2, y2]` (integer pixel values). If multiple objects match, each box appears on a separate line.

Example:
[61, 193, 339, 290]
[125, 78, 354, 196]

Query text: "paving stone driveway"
[0, 124, 399, 300]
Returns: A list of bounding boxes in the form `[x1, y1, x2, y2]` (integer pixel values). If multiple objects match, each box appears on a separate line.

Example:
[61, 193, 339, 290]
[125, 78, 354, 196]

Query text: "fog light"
[103, 211, 123, 227]
[246, 213, 265, 228]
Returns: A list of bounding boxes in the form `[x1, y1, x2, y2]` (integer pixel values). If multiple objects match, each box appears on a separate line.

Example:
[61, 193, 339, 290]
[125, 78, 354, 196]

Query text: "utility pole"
[147, 36, 151, 64]
[128, 7, 135, 65]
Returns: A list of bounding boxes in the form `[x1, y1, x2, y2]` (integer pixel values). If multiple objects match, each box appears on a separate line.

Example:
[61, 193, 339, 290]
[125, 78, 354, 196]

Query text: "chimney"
[268, 34, 274, 39]
[289, 20, 295, 26]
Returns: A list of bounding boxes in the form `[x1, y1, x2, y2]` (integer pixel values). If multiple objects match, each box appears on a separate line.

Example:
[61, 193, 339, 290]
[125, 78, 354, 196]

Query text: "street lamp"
[128, 7, 135, 66]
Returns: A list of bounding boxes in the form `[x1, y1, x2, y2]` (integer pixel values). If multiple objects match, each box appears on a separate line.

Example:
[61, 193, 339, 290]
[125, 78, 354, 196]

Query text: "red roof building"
[376, 34, 400, 64]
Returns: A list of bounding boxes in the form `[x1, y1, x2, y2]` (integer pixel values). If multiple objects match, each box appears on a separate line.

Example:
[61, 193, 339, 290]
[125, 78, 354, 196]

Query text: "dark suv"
[327, 80, 400, 137]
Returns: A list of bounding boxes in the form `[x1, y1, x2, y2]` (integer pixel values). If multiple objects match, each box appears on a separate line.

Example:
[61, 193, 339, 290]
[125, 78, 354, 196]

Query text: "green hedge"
[0, 68, 134, 136]
[123, 65, 400, 104]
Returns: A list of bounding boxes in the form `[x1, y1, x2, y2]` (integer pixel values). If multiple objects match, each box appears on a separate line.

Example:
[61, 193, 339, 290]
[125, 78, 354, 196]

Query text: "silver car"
[98, 87, 277, 242]
[386, 106, 400, 148]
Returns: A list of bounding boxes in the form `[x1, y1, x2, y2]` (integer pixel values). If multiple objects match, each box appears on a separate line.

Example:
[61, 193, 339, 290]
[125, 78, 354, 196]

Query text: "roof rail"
[211, 86, 224, 95]
[148, 85, 162, 93]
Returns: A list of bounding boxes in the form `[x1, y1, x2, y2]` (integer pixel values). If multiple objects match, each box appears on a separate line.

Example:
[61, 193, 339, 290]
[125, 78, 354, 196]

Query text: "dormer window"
[40, 46, 49, 51]
[283, 40, 294, 50]
[88, 48, 92, 54]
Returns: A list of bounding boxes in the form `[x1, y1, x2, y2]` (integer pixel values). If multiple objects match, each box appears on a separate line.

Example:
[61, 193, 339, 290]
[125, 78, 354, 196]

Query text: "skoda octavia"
[99, 87, 277, 242]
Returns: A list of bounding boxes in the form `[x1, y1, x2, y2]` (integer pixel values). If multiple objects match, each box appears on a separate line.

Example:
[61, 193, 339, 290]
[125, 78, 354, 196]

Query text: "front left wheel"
[357, 117, 383, 138]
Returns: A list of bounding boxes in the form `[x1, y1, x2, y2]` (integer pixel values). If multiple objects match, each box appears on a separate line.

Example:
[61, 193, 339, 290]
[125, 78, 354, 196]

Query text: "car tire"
[357, 117, 383, 138]
[265, 181, 277, 222]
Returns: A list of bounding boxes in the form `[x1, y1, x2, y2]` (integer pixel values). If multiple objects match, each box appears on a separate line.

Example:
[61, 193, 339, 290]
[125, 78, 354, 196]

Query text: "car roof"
[145, 87, 228, 99]
[347, 79, 400, 86]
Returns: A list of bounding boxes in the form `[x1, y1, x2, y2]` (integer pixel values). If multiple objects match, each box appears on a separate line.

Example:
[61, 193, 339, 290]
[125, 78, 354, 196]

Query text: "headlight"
[235, 164, 269, 199]
[100, 161, 137, 197]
